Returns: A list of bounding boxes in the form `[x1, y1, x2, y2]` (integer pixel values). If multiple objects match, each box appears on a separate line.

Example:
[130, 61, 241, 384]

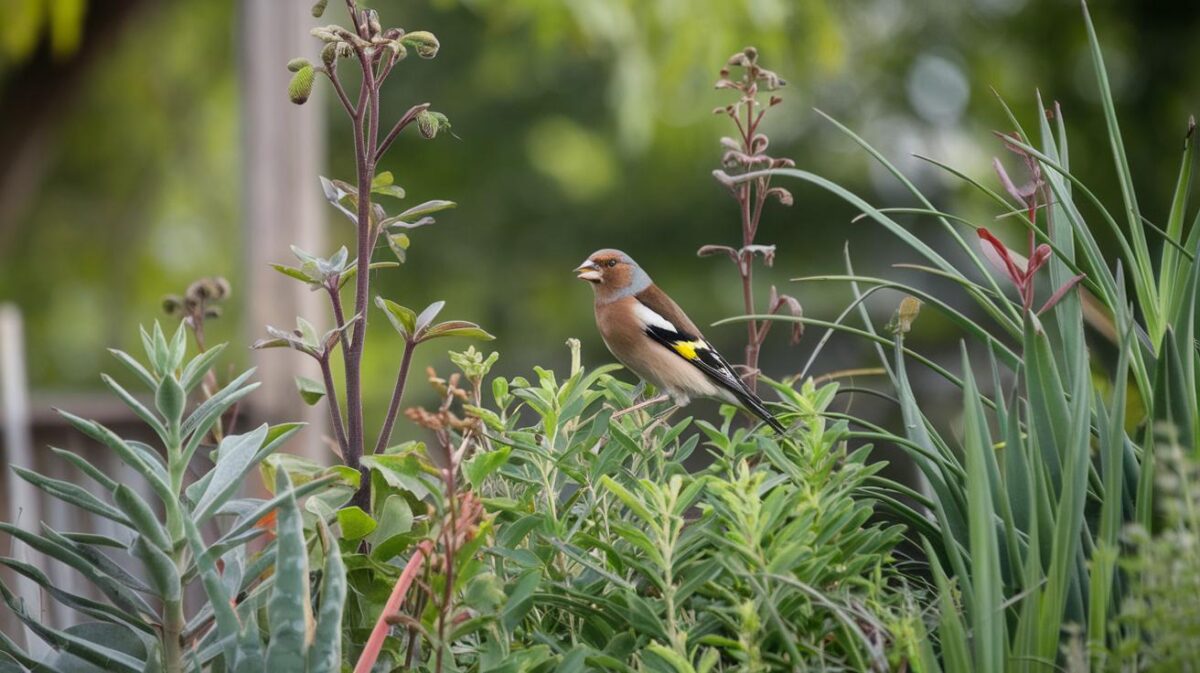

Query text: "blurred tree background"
[2, 0, 1198, 434]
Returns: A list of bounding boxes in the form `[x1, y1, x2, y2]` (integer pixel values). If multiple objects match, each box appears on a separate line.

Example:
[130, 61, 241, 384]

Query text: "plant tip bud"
[289, 65, 315, 104]
[402, 31, 440, 59]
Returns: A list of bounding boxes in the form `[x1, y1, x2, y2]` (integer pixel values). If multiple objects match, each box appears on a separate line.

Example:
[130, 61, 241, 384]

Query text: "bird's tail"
[730, 387, 786, 434]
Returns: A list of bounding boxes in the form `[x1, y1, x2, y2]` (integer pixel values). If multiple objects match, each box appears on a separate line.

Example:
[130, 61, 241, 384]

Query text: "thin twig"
[374, 102, 431, 163]
[326, 67, 357, 118]
[320, 355, 350, 454]
[373, 339, 417, 455]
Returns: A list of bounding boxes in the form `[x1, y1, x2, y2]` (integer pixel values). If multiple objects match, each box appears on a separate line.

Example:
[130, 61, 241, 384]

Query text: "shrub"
[0, 323, 351, 672]
[372, 342, 923, 671]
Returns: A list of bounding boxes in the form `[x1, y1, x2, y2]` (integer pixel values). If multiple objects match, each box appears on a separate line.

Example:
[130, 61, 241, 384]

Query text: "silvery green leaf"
[376, 297, 416, 340]
[415, 300, 446, 334]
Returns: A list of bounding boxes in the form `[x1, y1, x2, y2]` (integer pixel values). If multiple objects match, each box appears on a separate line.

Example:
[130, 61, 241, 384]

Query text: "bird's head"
[574, 249, 651, 301]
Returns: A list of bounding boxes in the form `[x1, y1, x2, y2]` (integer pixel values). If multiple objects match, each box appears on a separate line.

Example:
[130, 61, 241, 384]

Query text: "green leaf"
[294, 376, 326, 406]
[961, 348, 1004, 672]
[130, 536, 180, 602]
[107, 348, 157, 389]
[415, 300, 445, 333]
[421, 320, 495, 343]
[179, 343, 227, 395]
[306, 521, 346, 673]
[1082, 1, 1157, 343]
[645, 643, 695, 673]
[265, 471, 313, 672]
[0, 581, 143, 673]
[367, 495, 413, 549]
[112, 485, 171, 550]
[371, 170, 396, 189]
[464, 446, 511, 489]
[337, 261, 400, 291]
[270, 264, 317, 285]
[11, 466, 130, 529]
[335, 506, 376, 540]
[384, 199, 455, 227]
[54, 411, 172, 504]
[600, 476, 654, 525]
[214, 474, 339, 549]
[193, 424, 270, 522]
[0, 556, 151, 635]
[372, 184, 406, 199]
[179, 368, 260, 464]
[38, 622, 148, 673]
[375, 296, 416, 340]
[385, 233, 409, 263]
[100, 374, 167, 441]
[182, 517, 240, 667]
[501, 570, 542, 631]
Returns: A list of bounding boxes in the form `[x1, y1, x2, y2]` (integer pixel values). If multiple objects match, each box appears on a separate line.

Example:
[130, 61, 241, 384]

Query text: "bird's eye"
[607, 259, 617, 268]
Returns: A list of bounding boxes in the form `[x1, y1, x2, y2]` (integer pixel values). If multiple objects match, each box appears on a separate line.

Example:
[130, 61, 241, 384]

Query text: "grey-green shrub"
[0, 322, 346, 672]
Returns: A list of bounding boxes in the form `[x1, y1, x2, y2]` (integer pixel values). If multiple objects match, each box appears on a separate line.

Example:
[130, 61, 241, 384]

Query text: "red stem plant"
[705, 47, 803, 391]
[256, 0, 489, 511]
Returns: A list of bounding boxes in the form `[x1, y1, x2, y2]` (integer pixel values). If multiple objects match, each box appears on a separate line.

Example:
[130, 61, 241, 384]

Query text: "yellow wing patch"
[672, 340, 707, 360]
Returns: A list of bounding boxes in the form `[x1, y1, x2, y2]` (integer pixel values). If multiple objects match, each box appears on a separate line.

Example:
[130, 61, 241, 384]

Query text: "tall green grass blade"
[925, 540, 972, 671]
[1022, 319, 1069, 490]
[961, 346, 1006, 671]
[1082, 0, 1159, 342]
[1160, 119, 1195, 326]
[1032, 315, 1092, 664]
[1087, 313, 1130, 667]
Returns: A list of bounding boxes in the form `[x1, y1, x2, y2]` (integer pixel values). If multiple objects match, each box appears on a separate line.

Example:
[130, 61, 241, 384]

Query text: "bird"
[574, 248, 786, 433]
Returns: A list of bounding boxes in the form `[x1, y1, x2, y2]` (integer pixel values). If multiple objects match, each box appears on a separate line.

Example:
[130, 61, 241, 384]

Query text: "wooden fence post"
[0, 305, 47, 658]
[240, 0, 329, 462]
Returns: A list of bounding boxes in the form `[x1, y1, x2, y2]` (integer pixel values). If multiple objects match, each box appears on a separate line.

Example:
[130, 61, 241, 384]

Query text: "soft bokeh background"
[2, 0, 1198, 442]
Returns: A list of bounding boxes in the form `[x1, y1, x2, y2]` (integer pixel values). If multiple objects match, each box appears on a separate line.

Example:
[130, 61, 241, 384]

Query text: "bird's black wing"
[634, 299, 785, 433]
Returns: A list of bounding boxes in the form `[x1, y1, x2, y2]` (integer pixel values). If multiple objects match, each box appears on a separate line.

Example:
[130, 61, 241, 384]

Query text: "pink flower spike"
[978, 228, 1023, 286]
[1037, 274, 1086, 316]
[1027, 244, 1053, 276]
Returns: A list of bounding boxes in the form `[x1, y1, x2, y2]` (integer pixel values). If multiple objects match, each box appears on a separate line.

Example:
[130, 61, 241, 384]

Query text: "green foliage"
[433, 353, 914, 670]
[0, 322, 349, 672]
[739, 4, 1199, 671]
[1105, 445, 1200, 672]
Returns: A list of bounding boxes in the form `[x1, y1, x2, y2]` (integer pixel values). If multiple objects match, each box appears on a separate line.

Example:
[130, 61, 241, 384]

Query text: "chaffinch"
[575, 248, 785, 433]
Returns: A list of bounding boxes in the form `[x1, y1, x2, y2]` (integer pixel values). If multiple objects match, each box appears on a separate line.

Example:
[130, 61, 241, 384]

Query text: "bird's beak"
[574, 260, 601, 282]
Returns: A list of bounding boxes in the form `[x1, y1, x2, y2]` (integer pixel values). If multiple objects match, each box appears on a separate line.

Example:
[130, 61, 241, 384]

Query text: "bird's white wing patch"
[632, 301, 678, 332]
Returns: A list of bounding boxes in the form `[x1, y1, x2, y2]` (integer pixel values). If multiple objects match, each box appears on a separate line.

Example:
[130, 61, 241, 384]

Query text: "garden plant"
[1, 1, 1198, 672]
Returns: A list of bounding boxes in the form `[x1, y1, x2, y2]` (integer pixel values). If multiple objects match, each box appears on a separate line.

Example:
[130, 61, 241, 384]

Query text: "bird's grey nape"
[603, 260, 652, 302]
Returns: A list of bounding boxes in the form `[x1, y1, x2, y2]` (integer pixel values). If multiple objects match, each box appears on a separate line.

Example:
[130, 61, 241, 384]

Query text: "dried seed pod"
[366, 9, 381, 37]
[161, 295, 182, 316]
